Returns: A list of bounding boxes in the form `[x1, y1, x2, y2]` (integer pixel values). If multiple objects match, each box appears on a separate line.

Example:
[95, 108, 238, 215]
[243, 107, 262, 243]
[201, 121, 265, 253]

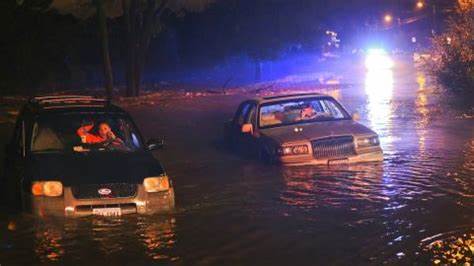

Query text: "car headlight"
[143, 176, 170, 192]
[357, 136, 380, 148]
[277, 144, 309, 156]
[31, 181, 63, 197]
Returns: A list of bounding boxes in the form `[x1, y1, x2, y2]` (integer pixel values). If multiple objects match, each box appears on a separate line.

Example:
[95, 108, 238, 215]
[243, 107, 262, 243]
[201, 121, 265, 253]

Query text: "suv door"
[4, 116, 26, 206]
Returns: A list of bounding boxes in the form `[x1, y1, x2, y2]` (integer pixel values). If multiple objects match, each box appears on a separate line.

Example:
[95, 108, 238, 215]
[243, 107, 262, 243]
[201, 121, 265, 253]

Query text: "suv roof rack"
[30, 95, 110, 109]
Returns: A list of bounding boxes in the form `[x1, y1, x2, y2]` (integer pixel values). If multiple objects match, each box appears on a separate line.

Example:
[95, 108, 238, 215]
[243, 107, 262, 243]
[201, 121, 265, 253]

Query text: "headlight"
[277, 144, 309, 156]
[31, 181, 63, 197]
[357, 136, 380, 148]
[143, 176, 170, 192]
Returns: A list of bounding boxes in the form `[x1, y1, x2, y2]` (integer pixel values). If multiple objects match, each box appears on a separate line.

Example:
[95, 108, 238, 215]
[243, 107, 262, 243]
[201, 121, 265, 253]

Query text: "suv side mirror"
[146, 138, 165, 151]
[241, 123, 253, 134]
[352, 112, 361, 122]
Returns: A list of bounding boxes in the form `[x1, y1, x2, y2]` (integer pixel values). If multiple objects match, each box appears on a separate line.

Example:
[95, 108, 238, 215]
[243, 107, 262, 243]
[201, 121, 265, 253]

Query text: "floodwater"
[0, 63, 473, 265]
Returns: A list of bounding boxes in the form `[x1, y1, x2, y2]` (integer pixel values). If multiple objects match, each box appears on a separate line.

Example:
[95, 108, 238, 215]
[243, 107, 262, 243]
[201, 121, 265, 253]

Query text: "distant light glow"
[384, 14, 393, 23]
[365, 49, 394, 70]
[416, 1, 424, 9]
[446, 36, 452, 45]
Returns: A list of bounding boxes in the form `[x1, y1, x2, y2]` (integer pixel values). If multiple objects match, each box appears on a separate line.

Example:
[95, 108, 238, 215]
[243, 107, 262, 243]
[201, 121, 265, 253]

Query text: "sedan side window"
[247, 104, 257, 126]
[235, 103, 251, 126]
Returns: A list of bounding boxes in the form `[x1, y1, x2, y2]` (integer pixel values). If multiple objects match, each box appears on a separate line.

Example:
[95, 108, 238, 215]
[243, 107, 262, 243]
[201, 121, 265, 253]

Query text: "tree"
[429, 3, 473, 93]
[50, 0, 213, 97]
[121, 0, 213, 97]
[50, 0, 121, 99]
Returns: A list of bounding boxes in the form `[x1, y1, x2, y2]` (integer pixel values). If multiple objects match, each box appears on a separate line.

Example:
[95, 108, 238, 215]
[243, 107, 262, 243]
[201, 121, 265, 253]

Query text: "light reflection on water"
[34, 222, 65, 262]
[415, 72, 429, 152]
[136, 216, 178, 261]
[280, 164, 386, 210]
[27, 215, 178, 263]
[364, 68, 394, 148]
[0, 65, 473, 264]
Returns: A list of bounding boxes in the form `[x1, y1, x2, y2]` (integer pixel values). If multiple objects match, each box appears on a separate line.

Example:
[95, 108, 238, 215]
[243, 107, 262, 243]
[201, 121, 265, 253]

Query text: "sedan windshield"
[31, 113, 143, 153]
[259, 97, 350, 128]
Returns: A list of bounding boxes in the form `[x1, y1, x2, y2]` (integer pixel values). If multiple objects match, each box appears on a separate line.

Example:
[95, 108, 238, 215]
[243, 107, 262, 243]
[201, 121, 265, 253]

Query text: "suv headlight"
[357, 136, 380, 148]
[31, 181, 63, 197]
[277, 144, 309, 156]
[143, 176, 170, 192]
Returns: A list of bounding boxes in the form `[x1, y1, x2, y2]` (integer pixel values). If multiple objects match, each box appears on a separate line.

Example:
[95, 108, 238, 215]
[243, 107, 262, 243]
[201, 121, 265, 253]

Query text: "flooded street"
[1, 64, 473, 265]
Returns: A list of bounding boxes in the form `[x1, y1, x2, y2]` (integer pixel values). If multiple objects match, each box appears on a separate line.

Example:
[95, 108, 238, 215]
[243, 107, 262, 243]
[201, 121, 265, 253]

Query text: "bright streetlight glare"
[416, 1, 424, 9]
[384, 14, 393, 23]
[365, 48, 394, 70]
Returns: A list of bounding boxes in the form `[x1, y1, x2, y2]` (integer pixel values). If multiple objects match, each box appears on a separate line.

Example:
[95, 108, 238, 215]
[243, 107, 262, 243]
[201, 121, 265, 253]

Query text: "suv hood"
[260, 120, 377, 144]
[26, 152, 164, 186]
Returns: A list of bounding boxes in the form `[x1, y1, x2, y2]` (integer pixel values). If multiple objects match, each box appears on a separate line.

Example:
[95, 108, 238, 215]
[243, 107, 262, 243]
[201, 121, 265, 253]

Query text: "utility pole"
[431, 0, 437, 35]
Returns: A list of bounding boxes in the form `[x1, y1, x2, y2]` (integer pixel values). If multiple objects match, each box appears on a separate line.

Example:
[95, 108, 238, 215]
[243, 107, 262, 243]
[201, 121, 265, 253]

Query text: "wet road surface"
[0, 66, 473, 265]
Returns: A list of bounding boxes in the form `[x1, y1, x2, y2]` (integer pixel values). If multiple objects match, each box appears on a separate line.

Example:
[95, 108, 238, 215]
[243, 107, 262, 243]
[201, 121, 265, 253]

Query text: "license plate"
[92, 207, 122, 216]
[328, 158, 349, 165]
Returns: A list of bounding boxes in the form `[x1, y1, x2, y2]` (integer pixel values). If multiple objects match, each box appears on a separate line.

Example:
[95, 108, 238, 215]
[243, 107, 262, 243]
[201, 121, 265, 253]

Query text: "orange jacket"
[76, 124, 106, 144]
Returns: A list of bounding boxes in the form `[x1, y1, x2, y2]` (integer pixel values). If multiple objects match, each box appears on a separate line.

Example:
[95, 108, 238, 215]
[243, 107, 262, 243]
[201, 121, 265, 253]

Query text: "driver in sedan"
[77, 122, 123, 146]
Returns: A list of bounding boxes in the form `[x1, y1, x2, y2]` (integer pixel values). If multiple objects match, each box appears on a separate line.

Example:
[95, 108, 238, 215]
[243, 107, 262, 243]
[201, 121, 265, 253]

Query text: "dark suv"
[3, 95, 174, 217]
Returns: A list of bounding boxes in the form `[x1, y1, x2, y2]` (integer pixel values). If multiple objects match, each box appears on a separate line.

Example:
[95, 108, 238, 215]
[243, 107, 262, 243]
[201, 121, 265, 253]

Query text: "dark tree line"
[3, 0, 447, 96]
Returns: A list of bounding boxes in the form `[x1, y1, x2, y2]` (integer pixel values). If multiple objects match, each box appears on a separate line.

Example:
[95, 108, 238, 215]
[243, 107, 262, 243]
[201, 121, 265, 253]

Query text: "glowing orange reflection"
[34, 225, 65, 262]
[415, 72, 430, 152]
[137, 216, 178, 261]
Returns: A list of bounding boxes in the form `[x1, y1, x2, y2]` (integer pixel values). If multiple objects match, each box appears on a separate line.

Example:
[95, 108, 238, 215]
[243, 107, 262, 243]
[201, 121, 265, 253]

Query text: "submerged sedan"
[225, 93, 383, 165]
[3, 95, 174, 217]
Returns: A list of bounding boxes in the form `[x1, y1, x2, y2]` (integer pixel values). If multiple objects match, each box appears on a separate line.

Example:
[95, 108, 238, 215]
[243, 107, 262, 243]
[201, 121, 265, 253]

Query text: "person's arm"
[77, 124, 104, 144]
[76, 124, 94, 137]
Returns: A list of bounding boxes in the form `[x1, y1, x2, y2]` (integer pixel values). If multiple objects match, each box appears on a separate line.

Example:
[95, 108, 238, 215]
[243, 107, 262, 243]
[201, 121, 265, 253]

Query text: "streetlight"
[384, 14, 393, 24]
[416, 1, 424, 9]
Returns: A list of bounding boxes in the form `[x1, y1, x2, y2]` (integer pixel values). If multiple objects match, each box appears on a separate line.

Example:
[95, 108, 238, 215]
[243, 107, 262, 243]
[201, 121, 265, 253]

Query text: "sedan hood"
[260, 120, 376, 144]
[26, 152, 165, 186]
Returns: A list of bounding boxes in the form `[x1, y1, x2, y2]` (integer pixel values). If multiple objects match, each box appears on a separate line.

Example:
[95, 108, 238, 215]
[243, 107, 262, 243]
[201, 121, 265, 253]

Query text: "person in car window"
[299, 104, 317, 120]
[77, 122, 121, 145]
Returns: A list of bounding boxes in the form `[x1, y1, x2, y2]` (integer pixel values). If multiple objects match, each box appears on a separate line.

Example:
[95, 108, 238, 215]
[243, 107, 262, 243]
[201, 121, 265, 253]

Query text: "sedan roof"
[255, 92, 327, 104]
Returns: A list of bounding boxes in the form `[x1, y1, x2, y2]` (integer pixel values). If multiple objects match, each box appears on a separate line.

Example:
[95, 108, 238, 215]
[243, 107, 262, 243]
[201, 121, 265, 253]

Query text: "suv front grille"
[311, 136, 356, 159]
[71, 183, 137, 199]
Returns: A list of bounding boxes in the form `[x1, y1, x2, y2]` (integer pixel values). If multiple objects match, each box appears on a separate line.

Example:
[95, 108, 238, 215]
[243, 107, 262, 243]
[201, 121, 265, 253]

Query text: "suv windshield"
[259, 97, 350, 128]
[31, 113, 143, 153]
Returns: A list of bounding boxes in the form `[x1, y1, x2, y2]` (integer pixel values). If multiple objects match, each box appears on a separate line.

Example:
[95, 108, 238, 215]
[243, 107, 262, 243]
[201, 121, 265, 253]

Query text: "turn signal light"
[143, 176, 170, 192]
[31, 181, 63, 197]
[31, 182, 43, 196]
